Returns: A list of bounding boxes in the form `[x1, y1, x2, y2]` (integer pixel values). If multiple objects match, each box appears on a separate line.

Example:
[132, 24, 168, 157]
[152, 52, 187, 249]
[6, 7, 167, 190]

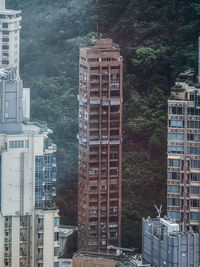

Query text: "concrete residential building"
[78, 38, 123, 251]
[142, 216, 199, 267]
[0, 0, 21, 77]
[167, 69, 200, 231]
[0, 1, 60, 267]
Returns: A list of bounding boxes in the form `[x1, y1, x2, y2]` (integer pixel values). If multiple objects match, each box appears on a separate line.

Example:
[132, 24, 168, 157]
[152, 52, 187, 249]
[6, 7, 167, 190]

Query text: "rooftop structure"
[142, 217, 199, 267]
[72, 251, 120, 267]
[78, 38, 123, 251]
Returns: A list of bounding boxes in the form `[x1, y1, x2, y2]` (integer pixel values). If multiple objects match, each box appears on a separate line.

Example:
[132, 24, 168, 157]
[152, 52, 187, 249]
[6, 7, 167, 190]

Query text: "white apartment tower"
[0, 0, 21, 77]
[0, 2, 60, 267]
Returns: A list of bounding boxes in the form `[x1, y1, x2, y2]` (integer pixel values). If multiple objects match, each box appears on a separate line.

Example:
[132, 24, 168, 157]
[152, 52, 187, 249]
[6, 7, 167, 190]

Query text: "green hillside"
[7, 0, 200, 249]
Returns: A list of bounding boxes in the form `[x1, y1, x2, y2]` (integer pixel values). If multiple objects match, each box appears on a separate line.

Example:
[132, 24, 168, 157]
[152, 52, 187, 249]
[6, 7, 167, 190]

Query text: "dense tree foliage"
[7, 0, 200, 250]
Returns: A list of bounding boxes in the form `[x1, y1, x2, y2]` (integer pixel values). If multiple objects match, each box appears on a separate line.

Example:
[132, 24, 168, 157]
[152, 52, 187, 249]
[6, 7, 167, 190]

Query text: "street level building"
[73, 251, 119, 267]
[78, 38, 123, 251]
[0, 1, 60, 267]
[143, 217, 199, 267]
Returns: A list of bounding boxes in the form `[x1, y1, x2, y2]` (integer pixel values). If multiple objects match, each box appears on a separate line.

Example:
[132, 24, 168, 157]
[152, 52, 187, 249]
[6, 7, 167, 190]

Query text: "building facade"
[143, 217, 199, 267]
[167, 70, 200, 231]
[0, 2, 60, 267]
[0, 0, 21, 77]
[78, 39, 123, 251]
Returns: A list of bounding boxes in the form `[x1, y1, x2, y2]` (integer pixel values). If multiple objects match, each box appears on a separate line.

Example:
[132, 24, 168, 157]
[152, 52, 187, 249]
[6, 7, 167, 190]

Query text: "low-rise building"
[72, 251, 120, 267]
[142, 216, 199, 267]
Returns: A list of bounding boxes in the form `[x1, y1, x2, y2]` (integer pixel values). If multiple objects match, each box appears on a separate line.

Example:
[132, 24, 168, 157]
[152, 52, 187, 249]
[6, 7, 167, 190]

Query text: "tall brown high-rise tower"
[78, 39, 123, 251]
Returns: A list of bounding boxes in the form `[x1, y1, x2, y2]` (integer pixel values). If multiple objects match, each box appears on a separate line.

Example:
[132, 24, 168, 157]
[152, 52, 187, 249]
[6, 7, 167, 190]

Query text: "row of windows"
[168, 146, 200, 155]
[169, 133, 200, 141]
[168, 172, 200, 181]
[80, 64, 120, 70]
[168, 120, 200, 129]
[90, 74, 120, 80]
[169, 107, 200, 116]
[168, 159, 200, 168]
[168, 211, 200, 220]
[168, 185, 200, 194]
[168, 146, 184, 154]
[9, 140, 29, 148]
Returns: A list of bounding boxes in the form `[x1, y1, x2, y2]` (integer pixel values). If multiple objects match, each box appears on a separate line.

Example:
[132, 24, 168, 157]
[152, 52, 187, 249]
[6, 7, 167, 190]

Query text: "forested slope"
[7, 0, 200, 249]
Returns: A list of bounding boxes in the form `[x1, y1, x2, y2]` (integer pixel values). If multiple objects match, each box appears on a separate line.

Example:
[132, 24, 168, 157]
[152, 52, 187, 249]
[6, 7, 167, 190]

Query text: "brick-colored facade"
[78, 39, 123, 251]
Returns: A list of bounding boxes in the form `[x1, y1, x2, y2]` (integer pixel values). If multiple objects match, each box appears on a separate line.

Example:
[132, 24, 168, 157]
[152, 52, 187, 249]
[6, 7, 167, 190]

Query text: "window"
[2, 60, 9, 65]
[111, 66, 120, 69]
[190, 199, 199, 207]
[90, 75, 100, 80]
[167, 198, 180, 206]
[168, 133, 183, 141]
[25, 140, 29, 148]
[190, 212, 199, 221]
[169, 106, 184, 115]
[188, 121, 200, 129]
[188, 147, 200, 155]
[168, 146, 184, 154]
[167, 211, 180, 219]
[2, 38, 9, 42]
[88, 58, 99, 62]
[54, 217, 60, 227]
[188, 134, 200, 142]
[54, 247, 59, 256]
[90, 66, 100, 70]
[169, 120, 183, 128]
[2, 45, 9, 50]
[188, 108, 200, 115]
[168, 172, 181, 180]
[191, 160, 200, 168]
[89, 209, 97, 215]
[191, 173, 200, 181]
[54, 263, 59, 267]
[110, 82, 120, 88]
[88, 241, 97, 246]
[9, 141, 24, 148]
[109, 223, 118, 229]
[2, 23, 8, 28]
[54, 232, 59, 241]
[110, 90, 120, 97]
[168, 159, 181, 167]
[190, 186, 200, 194]
[167, 185, 180, 193]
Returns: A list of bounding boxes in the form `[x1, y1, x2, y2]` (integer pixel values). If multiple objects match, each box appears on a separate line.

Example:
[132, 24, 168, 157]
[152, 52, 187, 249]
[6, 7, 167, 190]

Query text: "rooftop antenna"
[154, 204, 162, 218]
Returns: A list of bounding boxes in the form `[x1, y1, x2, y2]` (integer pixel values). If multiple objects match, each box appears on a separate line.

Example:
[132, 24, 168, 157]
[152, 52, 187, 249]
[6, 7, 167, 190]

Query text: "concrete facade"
[0, 2, 21, 77]
[78, 38, 123, 251]
[167, 70, 200, 231]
